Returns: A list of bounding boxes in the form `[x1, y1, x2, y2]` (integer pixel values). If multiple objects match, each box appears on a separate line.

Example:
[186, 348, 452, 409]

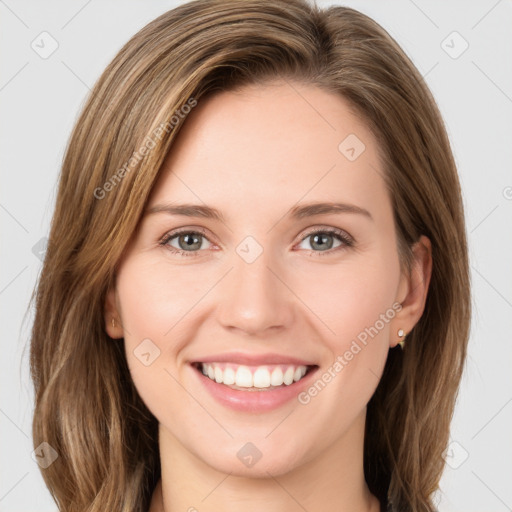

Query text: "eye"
[159, 228, 213, 257]
[159, 226, 354, 257]
[296, 227, 354, 256]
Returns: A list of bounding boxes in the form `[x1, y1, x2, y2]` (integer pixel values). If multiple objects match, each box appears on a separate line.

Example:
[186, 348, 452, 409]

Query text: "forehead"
[149, 82, 389, 223]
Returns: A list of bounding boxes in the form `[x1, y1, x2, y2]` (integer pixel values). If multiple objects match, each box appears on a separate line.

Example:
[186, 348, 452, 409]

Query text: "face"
[106, 81, 418, 477]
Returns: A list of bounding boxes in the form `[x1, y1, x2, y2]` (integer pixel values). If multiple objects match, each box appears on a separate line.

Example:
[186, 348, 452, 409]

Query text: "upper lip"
[190, 352, 317, 367]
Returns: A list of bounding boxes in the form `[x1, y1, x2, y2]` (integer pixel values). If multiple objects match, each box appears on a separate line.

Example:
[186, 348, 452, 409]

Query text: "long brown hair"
[28, 1, 471, 510]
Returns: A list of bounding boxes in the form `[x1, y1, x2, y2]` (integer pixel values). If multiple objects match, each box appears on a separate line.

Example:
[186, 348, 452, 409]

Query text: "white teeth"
[253, 367, 271, 388]
[283, 366, 295, 385]
[223, 366, 236, 385]
[294, 366, 304, 382]
[235, 366, 253, 387]
[198, 363, 310, 389]
[270, 367, 284, 386]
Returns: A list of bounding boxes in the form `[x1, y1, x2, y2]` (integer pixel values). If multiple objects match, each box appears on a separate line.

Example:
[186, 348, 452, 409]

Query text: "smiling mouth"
[191, 362, 319, 391]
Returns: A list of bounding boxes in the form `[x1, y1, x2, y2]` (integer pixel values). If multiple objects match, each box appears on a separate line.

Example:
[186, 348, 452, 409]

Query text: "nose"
[216, 245, 295, 336]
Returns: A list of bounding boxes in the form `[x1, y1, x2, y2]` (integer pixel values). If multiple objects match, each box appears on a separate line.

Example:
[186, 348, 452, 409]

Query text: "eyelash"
[158, 227, 354, 258]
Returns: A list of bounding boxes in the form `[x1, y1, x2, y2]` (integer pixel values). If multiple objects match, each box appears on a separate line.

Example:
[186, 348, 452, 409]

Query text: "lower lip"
[190, 364, 319, 412]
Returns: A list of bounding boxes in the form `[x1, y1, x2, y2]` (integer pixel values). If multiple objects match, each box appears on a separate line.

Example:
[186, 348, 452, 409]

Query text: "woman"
[29, 1, 471, 511]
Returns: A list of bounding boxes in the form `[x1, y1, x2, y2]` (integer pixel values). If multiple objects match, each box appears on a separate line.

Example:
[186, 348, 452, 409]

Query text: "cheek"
[117, 244, 400, 355]
[298, 256, 399, 340]
[114, 257, 187, 394]
[116, 256, 206, 340]
[305, 256, 400, 399]
[115, 281, 187, 431]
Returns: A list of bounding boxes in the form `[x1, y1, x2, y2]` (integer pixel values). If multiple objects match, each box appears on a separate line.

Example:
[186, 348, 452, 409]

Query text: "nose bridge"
[216, 235, 294, 334]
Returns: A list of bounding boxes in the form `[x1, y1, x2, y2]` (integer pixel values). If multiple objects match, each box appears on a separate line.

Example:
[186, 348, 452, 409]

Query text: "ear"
[104, 285, 124, 339]
[391, 235, 433, 348]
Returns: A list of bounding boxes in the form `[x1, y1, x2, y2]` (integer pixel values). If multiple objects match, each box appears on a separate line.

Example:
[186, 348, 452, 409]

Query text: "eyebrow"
[145, 201, 373, 222]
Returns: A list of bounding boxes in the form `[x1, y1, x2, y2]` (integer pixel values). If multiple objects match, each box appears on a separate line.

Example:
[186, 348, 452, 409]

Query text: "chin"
[192, 437, 307, 478]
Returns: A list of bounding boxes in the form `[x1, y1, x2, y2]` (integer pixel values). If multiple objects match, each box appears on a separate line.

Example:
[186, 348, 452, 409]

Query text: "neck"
[149, 410, 381, 512]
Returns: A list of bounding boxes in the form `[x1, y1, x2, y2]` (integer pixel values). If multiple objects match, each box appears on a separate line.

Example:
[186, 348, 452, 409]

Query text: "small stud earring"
[397, 328, 406, 350]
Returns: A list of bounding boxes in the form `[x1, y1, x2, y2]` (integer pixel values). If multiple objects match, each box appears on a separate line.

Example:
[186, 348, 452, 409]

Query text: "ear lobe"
[104, 286, 123, 339]
[391, 235, 432, 346]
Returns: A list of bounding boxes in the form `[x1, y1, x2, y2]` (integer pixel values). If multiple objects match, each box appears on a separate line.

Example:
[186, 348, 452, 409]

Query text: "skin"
[105, 81, 432, 512]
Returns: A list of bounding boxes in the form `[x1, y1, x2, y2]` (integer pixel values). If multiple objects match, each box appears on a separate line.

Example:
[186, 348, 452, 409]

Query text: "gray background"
[1, 0, 511, 510]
